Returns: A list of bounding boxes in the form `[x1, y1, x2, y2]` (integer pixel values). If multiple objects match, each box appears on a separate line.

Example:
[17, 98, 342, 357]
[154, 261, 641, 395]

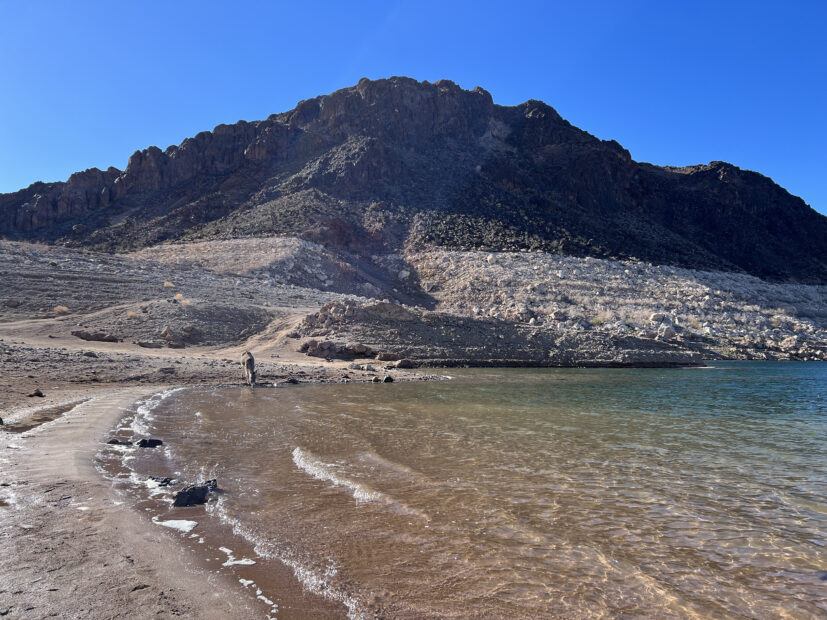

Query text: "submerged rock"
[173, 479, 218, 507]
[106, 438, 132, 446]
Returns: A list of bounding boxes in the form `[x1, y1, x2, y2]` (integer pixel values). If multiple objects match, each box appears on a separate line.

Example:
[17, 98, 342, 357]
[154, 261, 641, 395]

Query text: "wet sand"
[0, 387, 264, 618]
[0, 328, 426, 618]
[0, 384, 365, 618]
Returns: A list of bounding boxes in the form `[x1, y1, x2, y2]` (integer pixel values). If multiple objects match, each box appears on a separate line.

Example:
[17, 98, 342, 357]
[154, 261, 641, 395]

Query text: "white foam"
[153, 517, 198, 533]
[128, 472, 173, 498]
[131, 388, 185, 436]
[219, 546, 257, 567]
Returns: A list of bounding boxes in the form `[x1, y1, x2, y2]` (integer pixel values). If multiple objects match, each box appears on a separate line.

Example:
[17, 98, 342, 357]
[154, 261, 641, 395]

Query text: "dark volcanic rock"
[1, 77, 825, 282]
[136, 438, 163, 448]
[172, 479, 218, 507]
[106, 438, 131, 446]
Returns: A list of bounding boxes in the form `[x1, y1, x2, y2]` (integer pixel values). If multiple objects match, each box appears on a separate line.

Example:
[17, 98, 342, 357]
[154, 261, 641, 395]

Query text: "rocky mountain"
[2, 76, 826, 282]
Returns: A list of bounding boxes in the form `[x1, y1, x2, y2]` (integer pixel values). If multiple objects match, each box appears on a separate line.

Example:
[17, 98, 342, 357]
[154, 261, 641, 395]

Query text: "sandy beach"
[0, 325, 422, 618]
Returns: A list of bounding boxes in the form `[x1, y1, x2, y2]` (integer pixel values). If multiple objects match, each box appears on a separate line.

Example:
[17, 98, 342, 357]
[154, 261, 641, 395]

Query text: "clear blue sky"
[2, 1, 825, 215]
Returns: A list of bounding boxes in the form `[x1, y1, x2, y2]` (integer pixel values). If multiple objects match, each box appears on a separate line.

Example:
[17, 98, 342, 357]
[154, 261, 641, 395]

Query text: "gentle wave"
[292, 446, 430, 520]
[292, 446, 382, 503]
[208, 497, 366, 619]
[130, 388, 185, 436]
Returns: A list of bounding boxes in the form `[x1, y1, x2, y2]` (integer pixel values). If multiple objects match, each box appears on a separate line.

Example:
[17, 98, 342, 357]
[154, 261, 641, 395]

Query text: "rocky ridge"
[2, 77, 826, 283]
[2, 237, 824, 364]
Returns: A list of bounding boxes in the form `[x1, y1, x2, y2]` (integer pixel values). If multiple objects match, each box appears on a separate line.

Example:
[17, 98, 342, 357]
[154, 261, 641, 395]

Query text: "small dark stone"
[136, 438, 163, 448]
[27, 389, 44, 398]
[149, 476, 175, 487]
[82, 351, 98, 358]
[285, 377, 299, 384]
[383, 375, 394, 383]
[372, 376, 381, 383]
[106, 438, 131, 446]
[0, 417, 4, 426]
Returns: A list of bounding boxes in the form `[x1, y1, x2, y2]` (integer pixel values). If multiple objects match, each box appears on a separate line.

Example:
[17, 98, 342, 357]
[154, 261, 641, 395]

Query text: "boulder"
[394, 359, 416, 369]
[72, 330, 119, 343]
[136, 438, 163, 448]
[300, 339, 338, 358]
[173, 479, 218, 507]
[376, 352, 402, 361]
[383, 375, 394, 383]
[657, 324, 677, 340]
[338, 342, 376, 357]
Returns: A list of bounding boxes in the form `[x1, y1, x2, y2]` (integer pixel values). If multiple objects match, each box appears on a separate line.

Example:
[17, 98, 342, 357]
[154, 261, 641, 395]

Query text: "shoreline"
[3, 357, 824, 617]
[0, 386, 260, 618]
[0, 383, 352, 618]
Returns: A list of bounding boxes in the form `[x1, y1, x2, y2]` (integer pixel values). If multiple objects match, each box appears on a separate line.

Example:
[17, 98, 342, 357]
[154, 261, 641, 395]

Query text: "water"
[121, 363, 827, 618]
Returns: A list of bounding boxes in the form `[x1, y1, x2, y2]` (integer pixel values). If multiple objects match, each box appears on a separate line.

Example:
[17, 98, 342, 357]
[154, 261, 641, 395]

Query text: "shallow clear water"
[136, 362, 827, 618]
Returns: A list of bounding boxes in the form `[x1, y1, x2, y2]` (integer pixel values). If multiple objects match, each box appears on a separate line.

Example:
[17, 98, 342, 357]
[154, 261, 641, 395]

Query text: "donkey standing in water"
[241, 351, 256, 386]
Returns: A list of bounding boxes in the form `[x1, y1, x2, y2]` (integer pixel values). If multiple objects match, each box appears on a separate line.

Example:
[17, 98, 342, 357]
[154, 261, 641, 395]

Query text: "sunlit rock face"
[1, 76, 826, 283]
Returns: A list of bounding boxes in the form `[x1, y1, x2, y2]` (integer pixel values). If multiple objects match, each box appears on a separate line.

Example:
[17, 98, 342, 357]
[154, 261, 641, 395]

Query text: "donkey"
[241, 351, 256, 386]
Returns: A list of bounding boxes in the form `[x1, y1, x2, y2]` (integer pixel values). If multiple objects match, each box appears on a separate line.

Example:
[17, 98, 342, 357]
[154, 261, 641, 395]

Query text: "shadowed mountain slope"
[2, 76, 825, 282]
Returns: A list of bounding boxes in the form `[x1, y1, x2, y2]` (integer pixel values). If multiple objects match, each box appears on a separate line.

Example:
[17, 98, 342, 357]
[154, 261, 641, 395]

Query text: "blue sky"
[1, 1, 825, 215]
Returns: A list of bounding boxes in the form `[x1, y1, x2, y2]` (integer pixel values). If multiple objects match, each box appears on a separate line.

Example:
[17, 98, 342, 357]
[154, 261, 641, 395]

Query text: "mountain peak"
[1, 77, 825, 282]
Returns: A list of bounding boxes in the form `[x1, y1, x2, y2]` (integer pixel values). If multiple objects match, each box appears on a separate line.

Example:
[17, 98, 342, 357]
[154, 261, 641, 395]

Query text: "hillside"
[1, 76, 826, 282]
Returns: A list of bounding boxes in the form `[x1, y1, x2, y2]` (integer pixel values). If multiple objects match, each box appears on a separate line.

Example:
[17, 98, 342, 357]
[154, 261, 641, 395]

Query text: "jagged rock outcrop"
[1, 77, 825, 282]
[297, 299, 703, 367]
